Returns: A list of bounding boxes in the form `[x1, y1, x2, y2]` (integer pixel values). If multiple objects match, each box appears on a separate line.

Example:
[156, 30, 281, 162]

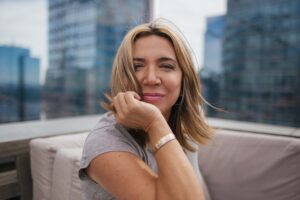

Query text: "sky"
[0, 0, 226, 84]
[0, 0, 48, 83]
[155, 0, 227, 68]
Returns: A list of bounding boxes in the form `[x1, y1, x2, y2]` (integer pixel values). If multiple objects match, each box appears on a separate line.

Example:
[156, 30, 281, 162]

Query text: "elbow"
[155, 183, 205, 200]
[184, 187, 206, 200]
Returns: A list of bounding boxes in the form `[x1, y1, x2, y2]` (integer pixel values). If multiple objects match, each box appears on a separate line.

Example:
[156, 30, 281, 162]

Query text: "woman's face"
[133, 35, 182, 120]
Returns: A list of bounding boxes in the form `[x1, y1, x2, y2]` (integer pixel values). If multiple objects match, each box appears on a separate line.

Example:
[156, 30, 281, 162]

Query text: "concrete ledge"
[292, 129, 300, 137]
[0, 115, 298, 143]
[0, 114, 101, 143]
[208, 117, 298, 137]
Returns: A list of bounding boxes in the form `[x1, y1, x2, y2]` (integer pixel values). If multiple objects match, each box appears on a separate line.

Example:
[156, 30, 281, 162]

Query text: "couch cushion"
[198, 129, 300, 200]
[51, 148, 83, 200]
[30, 132, 88, 200]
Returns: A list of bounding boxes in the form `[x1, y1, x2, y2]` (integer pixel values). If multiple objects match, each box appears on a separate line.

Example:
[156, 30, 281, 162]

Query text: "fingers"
[133, 92, 141, 100]
[124, 92, 140, 108]
[113, 93, 126, 118]
[125, 91, 141, 102]
[112, 93, 122, 116]
[113, 91, 140, 121]
[118, 93, 128, 112]
[112, 91, 162, 130]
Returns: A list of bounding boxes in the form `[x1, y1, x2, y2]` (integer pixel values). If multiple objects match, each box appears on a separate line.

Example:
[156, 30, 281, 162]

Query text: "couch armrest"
[30, 132, 88, 200]
[51, 148, 83, 200]
[198, 130, 300, 200]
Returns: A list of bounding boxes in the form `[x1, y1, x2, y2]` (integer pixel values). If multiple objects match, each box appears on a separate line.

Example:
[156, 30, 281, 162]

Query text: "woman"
[79, 19, 214, 200]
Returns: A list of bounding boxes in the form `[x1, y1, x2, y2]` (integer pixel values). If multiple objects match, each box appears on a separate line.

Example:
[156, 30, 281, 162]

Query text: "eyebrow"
[133, 57, 177, 63]
[158, 57, 177, 63]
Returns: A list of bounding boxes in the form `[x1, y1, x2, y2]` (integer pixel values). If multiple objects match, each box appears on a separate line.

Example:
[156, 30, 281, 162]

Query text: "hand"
[112, 91, 163, 132]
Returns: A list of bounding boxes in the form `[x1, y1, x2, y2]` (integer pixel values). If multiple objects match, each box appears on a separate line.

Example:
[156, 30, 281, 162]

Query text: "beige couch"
[198, 130, 300, 200]
[30, 129, 300, 200]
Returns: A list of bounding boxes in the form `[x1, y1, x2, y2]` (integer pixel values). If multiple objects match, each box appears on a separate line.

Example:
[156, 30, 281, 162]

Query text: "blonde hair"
[104, 19, 214, 151]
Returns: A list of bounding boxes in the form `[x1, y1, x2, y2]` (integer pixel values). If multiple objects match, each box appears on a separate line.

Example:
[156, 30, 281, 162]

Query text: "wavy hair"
[103, 19, 214, 151]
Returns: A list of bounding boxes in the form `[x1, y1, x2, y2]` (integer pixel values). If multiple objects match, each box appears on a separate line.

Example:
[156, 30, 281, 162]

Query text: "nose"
[142, 67, 161, 86]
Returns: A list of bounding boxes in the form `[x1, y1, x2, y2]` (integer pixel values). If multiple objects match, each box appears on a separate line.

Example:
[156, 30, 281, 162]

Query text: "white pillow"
[30, 133, 88, 200]
[51, 148, 83, 200]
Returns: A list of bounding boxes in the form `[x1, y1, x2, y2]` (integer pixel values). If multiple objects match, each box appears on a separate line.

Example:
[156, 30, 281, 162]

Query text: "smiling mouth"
[142, 93, 164, 101]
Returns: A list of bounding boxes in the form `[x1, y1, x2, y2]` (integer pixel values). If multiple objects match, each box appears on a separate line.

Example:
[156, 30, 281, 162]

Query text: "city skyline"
[2, 0, 298, 127]
[0, 0, 226, 84]
[213, 0, 300, 127]
[43, 0, 151, 119]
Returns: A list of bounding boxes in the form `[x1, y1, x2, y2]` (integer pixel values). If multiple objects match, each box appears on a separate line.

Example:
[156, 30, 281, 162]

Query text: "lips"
[142, 93, 164, 102]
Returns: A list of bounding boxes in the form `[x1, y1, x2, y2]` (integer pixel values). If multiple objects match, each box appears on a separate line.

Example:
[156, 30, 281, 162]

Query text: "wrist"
[146, 114, 167, 133]
[144, 112, 161, 131]
[152, 133, 176, 153]
[146, 116, 173, 148]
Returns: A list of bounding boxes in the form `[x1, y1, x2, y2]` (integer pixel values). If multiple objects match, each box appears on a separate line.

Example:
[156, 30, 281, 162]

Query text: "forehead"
[133, 35, 176, 59]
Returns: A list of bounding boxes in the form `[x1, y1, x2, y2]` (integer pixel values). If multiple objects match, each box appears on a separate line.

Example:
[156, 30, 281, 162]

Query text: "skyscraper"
[216, 0, 300, 127]
[0, 45, 41, 123]
[200, 15, 224, 115]
[203, 16, 224, 76]
[44, 0, 152, 118]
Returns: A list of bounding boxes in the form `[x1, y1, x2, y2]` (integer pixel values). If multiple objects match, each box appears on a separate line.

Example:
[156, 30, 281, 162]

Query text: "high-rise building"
[44, 0, 152, 118]
[200, 15, 224, 115]
[216, 0, 300, 127]
[202, 16, 224, 76]
[0, 45, 41, 123]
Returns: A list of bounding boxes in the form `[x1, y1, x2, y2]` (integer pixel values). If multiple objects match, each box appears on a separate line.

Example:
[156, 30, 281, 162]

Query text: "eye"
[160, 63, 175, 70]
[133, 63, 144, 71]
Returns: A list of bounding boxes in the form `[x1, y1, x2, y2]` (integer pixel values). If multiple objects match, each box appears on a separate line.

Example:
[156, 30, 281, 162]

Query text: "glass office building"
[214, 0, 300, 127]
[44, 0, 151, 118]
[0, 46, 41, 123]
[200, 15, 224, 115]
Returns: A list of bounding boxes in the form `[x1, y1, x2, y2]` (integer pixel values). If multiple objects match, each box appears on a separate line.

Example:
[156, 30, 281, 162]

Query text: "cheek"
[135, 73, 143, 84]
[167, 77, 182, 95]
[173, 73, 182, 91]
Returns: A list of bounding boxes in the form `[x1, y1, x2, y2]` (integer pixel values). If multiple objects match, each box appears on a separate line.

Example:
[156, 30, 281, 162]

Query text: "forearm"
[148, 117, 204, 200]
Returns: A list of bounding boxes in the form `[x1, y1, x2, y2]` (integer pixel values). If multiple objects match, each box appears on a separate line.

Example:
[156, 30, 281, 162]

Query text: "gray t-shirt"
[79, 112, 211, 200]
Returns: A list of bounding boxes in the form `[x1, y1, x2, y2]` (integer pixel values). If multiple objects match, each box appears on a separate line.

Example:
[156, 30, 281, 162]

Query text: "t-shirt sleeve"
[79, 124, 139, 175]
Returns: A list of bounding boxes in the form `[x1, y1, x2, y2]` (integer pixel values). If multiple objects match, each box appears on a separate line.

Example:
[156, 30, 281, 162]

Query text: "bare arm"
[87, 92, 204, 200]
[147, 116, 204, 200]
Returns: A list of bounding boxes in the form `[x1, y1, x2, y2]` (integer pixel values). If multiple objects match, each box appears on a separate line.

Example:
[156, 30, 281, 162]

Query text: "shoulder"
[91, 112, 116, 130]
[81, 112, 142, 169]
[86, 112, 124, 143]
